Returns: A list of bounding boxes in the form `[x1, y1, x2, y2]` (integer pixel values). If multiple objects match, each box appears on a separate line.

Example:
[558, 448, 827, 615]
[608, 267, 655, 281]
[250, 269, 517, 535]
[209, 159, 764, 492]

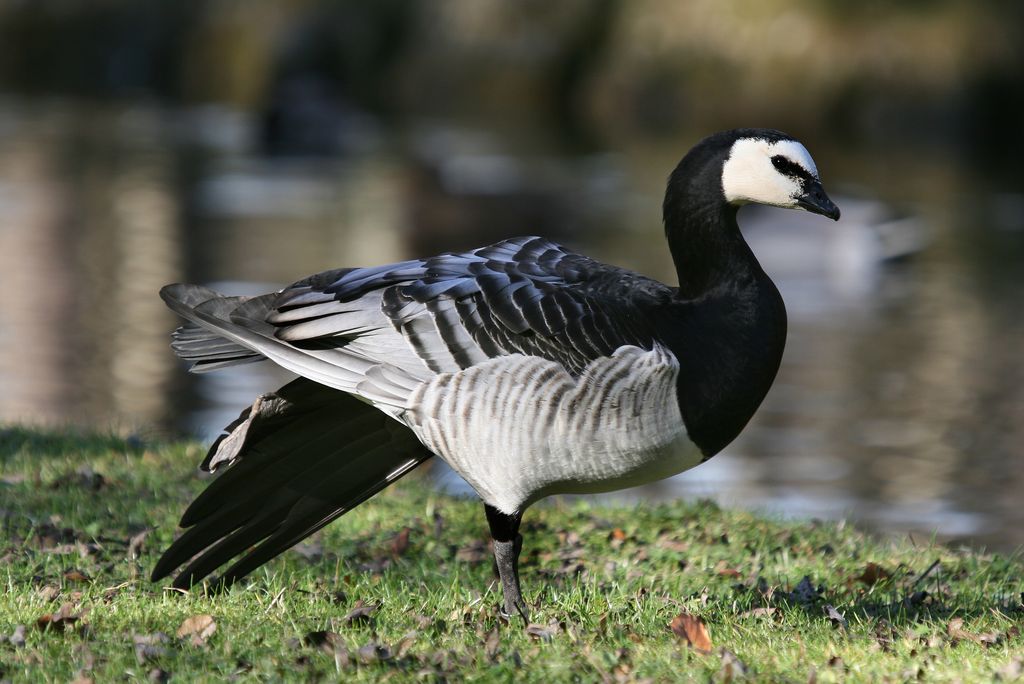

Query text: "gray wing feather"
[266, 236, 668, 376]
[170, 324, 266, 372]
[160, 284, 420, 414]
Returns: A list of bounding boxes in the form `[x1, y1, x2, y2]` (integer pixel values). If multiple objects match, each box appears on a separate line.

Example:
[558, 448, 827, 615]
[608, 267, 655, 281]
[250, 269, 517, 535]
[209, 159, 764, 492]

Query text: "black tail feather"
[152, 377, 432, 589]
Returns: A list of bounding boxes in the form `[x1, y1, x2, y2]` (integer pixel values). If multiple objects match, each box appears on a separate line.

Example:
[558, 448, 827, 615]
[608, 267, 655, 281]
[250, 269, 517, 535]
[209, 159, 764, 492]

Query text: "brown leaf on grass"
[343, 600, 380, 626]
[102, 582, 131, 602]
[556, 530, 582, 547]
[176, 614, 216, 645]
[655, 533, 689, 553]
[133, 633, 169, 664]
[127, 529, 150, 560]
[669, 612, 713, 653]
[824, 605, 847, 629]
[854, 562, 891, 587]
[946, 617, 1001, 647]
[392, 631, 418, 659]
[37, 585, 60, 602]
[739, 607, 777, 620]
[50, 467, 107, 492]
[63, 569, 91, 583]
[8, 624, 26, 648]
[946, 617, 971, 642]
[978, 631, 1002, 648]
[148, 669, 170, 684]
[36, 603, 84, 632]
[718, 648, 747, 681]
[714, 560, 742, 578]
[608, 527, 628, 549]
[484, 626, 501, 660]
[526, 623, 557, 642]
[390, 527, 411, 557]
[304, 630, 345, 655]
[872, 619, 895, 652]
[357, 642, 391, 663]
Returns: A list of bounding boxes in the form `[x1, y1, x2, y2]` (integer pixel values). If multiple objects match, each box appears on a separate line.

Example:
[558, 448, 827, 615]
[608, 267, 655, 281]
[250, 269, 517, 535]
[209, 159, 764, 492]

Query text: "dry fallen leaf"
[357, 642, 391, 663]
[947, 617, 970, 642]
[36, 603, 85, 632]
[8, 624, 26, 648]
[304, 630, 345, 655]
[36, 585, 60, 602]
[946, 617, 997, 646]
[133, 633, 169, 665]
[392, 631, 418, 659]
[978, 631, 1002, 648]
[63, 569, 91, 584]
[669, 612, 713, 653]
[718, 648, 747, 681]
[525, 623, 557, 642]
[714, 560, 742, 578]
[127, 529, 150, 560]
[390, 527, 411, 557]
[484, 626, 501, 660]
[824, 604, 847, 629]
[855, 562, 891, 587]
[739, 607, 777, 620]
[655, 534, 689, 553]
[177, 614, 216, 645]
[343, 600, 380, 626]
[148, 668, 170, 684]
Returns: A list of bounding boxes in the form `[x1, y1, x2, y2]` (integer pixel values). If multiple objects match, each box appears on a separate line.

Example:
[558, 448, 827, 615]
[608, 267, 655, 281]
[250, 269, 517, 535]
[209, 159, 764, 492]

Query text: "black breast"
[656, 274, 788, 459]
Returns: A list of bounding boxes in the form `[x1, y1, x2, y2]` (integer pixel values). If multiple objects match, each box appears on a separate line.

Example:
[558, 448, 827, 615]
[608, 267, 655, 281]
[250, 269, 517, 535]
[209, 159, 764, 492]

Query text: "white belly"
[405, 345, 703, 513]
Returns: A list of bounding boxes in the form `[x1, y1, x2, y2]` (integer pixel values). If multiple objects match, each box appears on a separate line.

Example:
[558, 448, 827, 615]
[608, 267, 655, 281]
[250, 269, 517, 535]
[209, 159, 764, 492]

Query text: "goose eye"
[771, 155, 789, 172]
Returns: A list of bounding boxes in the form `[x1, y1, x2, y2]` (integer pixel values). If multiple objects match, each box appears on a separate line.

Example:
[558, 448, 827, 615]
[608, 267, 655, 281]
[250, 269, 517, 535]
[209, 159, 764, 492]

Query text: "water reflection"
[1, 101, 1022, 552]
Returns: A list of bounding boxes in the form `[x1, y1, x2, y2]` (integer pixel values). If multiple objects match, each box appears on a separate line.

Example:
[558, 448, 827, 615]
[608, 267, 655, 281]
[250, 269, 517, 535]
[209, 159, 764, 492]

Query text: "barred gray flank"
[405, 344, 702, 514]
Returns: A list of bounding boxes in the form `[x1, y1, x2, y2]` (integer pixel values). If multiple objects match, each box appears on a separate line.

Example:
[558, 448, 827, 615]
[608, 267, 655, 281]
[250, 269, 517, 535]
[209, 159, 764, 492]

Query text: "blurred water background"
[1, 1, 1022, 549]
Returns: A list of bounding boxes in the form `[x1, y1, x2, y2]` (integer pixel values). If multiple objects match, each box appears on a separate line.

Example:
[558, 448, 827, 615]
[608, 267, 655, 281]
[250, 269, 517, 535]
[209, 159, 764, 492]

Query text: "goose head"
[666, 129, 840, 223]
[720, 130, 840, 220]
[663, 129, 840, 297]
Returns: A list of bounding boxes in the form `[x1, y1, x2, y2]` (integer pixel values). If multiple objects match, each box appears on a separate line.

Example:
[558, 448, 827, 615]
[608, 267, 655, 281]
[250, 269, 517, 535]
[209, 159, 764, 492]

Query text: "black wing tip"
[150, 554, 178, 583]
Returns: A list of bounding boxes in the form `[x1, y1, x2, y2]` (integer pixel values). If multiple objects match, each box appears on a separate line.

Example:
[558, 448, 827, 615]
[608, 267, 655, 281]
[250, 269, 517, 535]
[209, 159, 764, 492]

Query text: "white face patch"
[721, 138, 819, 209]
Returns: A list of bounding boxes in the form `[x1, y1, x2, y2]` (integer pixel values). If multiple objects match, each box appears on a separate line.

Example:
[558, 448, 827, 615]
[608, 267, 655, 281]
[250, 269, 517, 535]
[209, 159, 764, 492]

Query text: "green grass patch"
[1, 426, 1022, 682]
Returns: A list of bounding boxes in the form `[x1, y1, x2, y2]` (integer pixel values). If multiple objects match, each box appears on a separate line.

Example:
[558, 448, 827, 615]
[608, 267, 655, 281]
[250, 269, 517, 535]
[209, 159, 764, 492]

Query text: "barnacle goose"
[152, 128, 840, 620]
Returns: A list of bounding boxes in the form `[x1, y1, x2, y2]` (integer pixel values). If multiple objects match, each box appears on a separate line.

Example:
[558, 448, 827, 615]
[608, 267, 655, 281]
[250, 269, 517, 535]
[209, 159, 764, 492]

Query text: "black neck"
[659, 168, 788, 458]
[661, 147, 764, 299]
[665, 202, 759, 299]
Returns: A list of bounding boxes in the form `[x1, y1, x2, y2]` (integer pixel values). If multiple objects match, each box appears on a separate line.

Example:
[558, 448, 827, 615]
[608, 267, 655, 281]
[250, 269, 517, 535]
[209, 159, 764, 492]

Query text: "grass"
[1, 426, 1022, 682]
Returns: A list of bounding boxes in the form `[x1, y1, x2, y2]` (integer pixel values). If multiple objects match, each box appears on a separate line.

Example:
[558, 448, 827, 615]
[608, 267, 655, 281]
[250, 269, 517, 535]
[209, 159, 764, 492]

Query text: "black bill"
[796, 180, 841, 220]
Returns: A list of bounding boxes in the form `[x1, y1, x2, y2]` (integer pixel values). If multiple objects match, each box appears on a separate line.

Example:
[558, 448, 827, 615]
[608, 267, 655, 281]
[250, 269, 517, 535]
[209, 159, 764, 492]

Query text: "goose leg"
[485, 504, 529, 622]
